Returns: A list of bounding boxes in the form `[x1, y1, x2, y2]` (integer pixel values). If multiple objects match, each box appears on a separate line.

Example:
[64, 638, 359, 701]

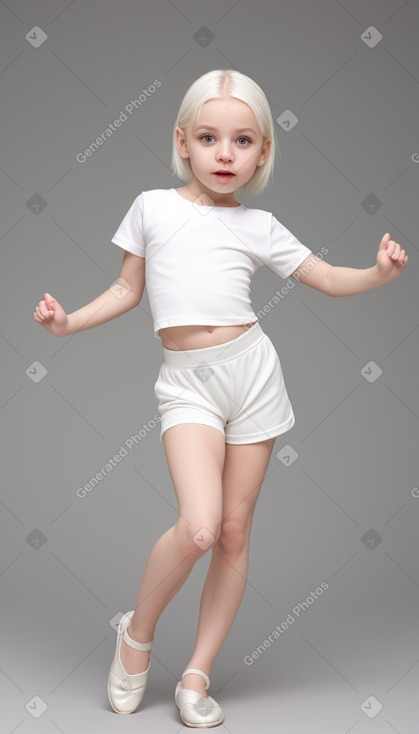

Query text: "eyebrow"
[194, 125, 258, 135]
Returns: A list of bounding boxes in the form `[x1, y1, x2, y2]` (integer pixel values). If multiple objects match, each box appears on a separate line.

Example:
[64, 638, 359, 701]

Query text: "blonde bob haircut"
[171, 69, 280, 196]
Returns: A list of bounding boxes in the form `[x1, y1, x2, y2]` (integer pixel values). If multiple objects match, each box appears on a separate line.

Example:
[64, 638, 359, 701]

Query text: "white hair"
[171, 69, 279, 196]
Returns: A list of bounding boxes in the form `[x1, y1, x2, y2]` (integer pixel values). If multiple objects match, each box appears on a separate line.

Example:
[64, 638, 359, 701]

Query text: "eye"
[199, 134, 252, 145]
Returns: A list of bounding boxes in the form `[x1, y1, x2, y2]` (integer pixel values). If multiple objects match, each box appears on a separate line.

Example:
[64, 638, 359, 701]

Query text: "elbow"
[112, 281, 143, 308]
[113, 290, 142, 312]
[327, 287, 341, 297]
[129, 288, 142, 306]
[130, 293, 142, 309]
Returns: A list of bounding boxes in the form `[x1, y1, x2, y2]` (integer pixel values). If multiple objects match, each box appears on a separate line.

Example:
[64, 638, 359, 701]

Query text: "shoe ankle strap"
[123, 627, 153, 651]
[181, 668, 210, 689]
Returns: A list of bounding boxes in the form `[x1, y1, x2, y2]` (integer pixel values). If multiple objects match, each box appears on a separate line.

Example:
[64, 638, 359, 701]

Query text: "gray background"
[1, 0, 418, 732]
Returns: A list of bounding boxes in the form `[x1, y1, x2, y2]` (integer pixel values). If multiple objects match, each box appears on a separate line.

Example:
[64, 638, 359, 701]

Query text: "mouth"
[213, 171, 235, 181]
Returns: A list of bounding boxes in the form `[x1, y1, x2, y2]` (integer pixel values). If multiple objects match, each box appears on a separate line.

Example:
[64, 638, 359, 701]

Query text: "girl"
[33, 69, 408, 728]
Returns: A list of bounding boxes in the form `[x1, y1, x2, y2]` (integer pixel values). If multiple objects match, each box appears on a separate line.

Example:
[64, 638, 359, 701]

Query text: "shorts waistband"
[161, 321, 265, 367]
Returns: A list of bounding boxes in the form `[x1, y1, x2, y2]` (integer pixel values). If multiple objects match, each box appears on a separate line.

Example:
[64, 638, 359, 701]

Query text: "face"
[175, 97, 271, 205]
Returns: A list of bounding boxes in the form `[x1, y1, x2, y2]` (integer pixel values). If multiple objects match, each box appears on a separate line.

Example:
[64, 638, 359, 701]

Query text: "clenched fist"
[33, 293, 70, 336]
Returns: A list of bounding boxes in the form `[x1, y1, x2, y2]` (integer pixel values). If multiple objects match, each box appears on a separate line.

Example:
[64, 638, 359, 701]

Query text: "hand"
[376, 233, 408, 279]
[33, 292, 70, 336]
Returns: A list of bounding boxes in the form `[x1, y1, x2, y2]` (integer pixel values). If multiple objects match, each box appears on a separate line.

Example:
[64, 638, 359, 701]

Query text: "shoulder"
[236, 204, 271, 222]
[140, 188, 172, 202]
[125, 189, 173, 217]
[241, 203, 290, 228]
[135, 189, 175, 216]
[124, 188, 171, 206]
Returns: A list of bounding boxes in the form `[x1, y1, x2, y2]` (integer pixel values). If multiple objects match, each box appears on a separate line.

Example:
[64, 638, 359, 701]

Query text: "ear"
[256, 138, 272, 167]
[175, 126, 189, 159]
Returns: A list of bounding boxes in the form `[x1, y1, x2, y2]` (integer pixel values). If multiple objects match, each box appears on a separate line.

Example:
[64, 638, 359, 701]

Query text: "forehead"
[193, 97, 260, 133]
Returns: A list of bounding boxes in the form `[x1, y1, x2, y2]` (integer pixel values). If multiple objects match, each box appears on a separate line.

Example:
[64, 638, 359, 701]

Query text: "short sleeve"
[111, 194, 146, 257]
[267, 214, 312, 279]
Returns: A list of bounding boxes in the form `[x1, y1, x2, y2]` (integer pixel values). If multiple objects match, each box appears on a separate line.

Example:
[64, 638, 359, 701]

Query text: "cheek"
[243, 152, 258, 167]
[193, 150, 210, 166]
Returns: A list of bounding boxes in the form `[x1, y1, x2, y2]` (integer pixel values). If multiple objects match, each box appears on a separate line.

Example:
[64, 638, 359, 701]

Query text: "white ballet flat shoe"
[175, 668, 224, 728]
[107, 610, 153, 714]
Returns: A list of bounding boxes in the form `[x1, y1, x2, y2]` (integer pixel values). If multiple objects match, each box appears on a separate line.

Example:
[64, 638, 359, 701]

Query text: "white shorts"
[154, 321, 296, 445]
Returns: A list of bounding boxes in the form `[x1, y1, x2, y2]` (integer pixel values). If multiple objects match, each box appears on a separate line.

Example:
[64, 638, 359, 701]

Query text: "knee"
[174, 517, 221, 555]
[217, 519, 248, 556]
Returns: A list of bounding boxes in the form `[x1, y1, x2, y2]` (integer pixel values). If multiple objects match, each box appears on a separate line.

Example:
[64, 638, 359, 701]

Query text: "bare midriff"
[158, 323, 256, 351]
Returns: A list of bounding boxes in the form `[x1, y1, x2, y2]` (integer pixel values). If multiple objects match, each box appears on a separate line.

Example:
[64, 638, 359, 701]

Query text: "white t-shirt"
[111, 188, 312, 339]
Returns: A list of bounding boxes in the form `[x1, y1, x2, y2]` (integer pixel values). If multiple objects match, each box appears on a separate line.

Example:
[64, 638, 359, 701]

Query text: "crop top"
[111, 187, 313, 339]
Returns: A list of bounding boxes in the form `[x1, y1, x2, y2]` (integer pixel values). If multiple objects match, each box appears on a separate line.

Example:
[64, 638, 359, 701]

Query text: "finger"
[39, 301, 55, 318]
[390, 242, 401, 259]
[35, 302, 51, 320]
[37, 303, 49, 318]
[44, 292, 56, 309]
[379, 233, 391, 250]
[387, 240, 397, 256]
[395, 251, 407, 265]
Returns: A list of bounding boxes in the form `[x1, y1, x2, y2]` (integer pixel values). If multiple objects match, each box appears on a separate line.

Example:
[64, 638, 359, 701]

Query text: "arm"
[290, 233, 408, 296]
[33, 250, 145, 336]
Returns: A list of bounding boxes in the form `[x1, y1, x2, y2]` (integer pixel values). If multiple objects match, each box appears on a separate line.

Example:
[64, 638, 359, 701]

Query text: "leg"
[121, 423, 226, 674]
[182, 436, 276, 696]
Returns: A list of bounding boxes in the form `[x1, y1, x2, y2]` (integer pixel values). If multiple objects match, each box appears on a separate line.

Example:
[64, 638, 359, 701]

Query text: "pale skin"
[33, 96, 408, 699]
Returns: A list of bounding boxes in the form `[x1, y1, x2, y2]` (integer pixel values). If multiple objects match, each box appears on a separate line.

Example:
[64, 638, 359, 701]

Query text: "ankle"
[127, 619, 153, 645]
[181, 671, 209, 697]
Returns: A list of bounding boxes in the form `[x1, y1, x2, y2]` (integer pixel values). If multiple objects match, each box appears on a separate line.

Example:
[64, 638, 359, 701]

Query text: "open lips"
[214, 170, 235, 181]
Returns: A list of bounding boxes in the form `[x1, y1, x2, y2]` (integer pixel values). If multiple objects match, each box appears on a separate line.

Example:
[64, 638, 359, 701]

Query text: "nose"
[215, 139, 234, 162]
